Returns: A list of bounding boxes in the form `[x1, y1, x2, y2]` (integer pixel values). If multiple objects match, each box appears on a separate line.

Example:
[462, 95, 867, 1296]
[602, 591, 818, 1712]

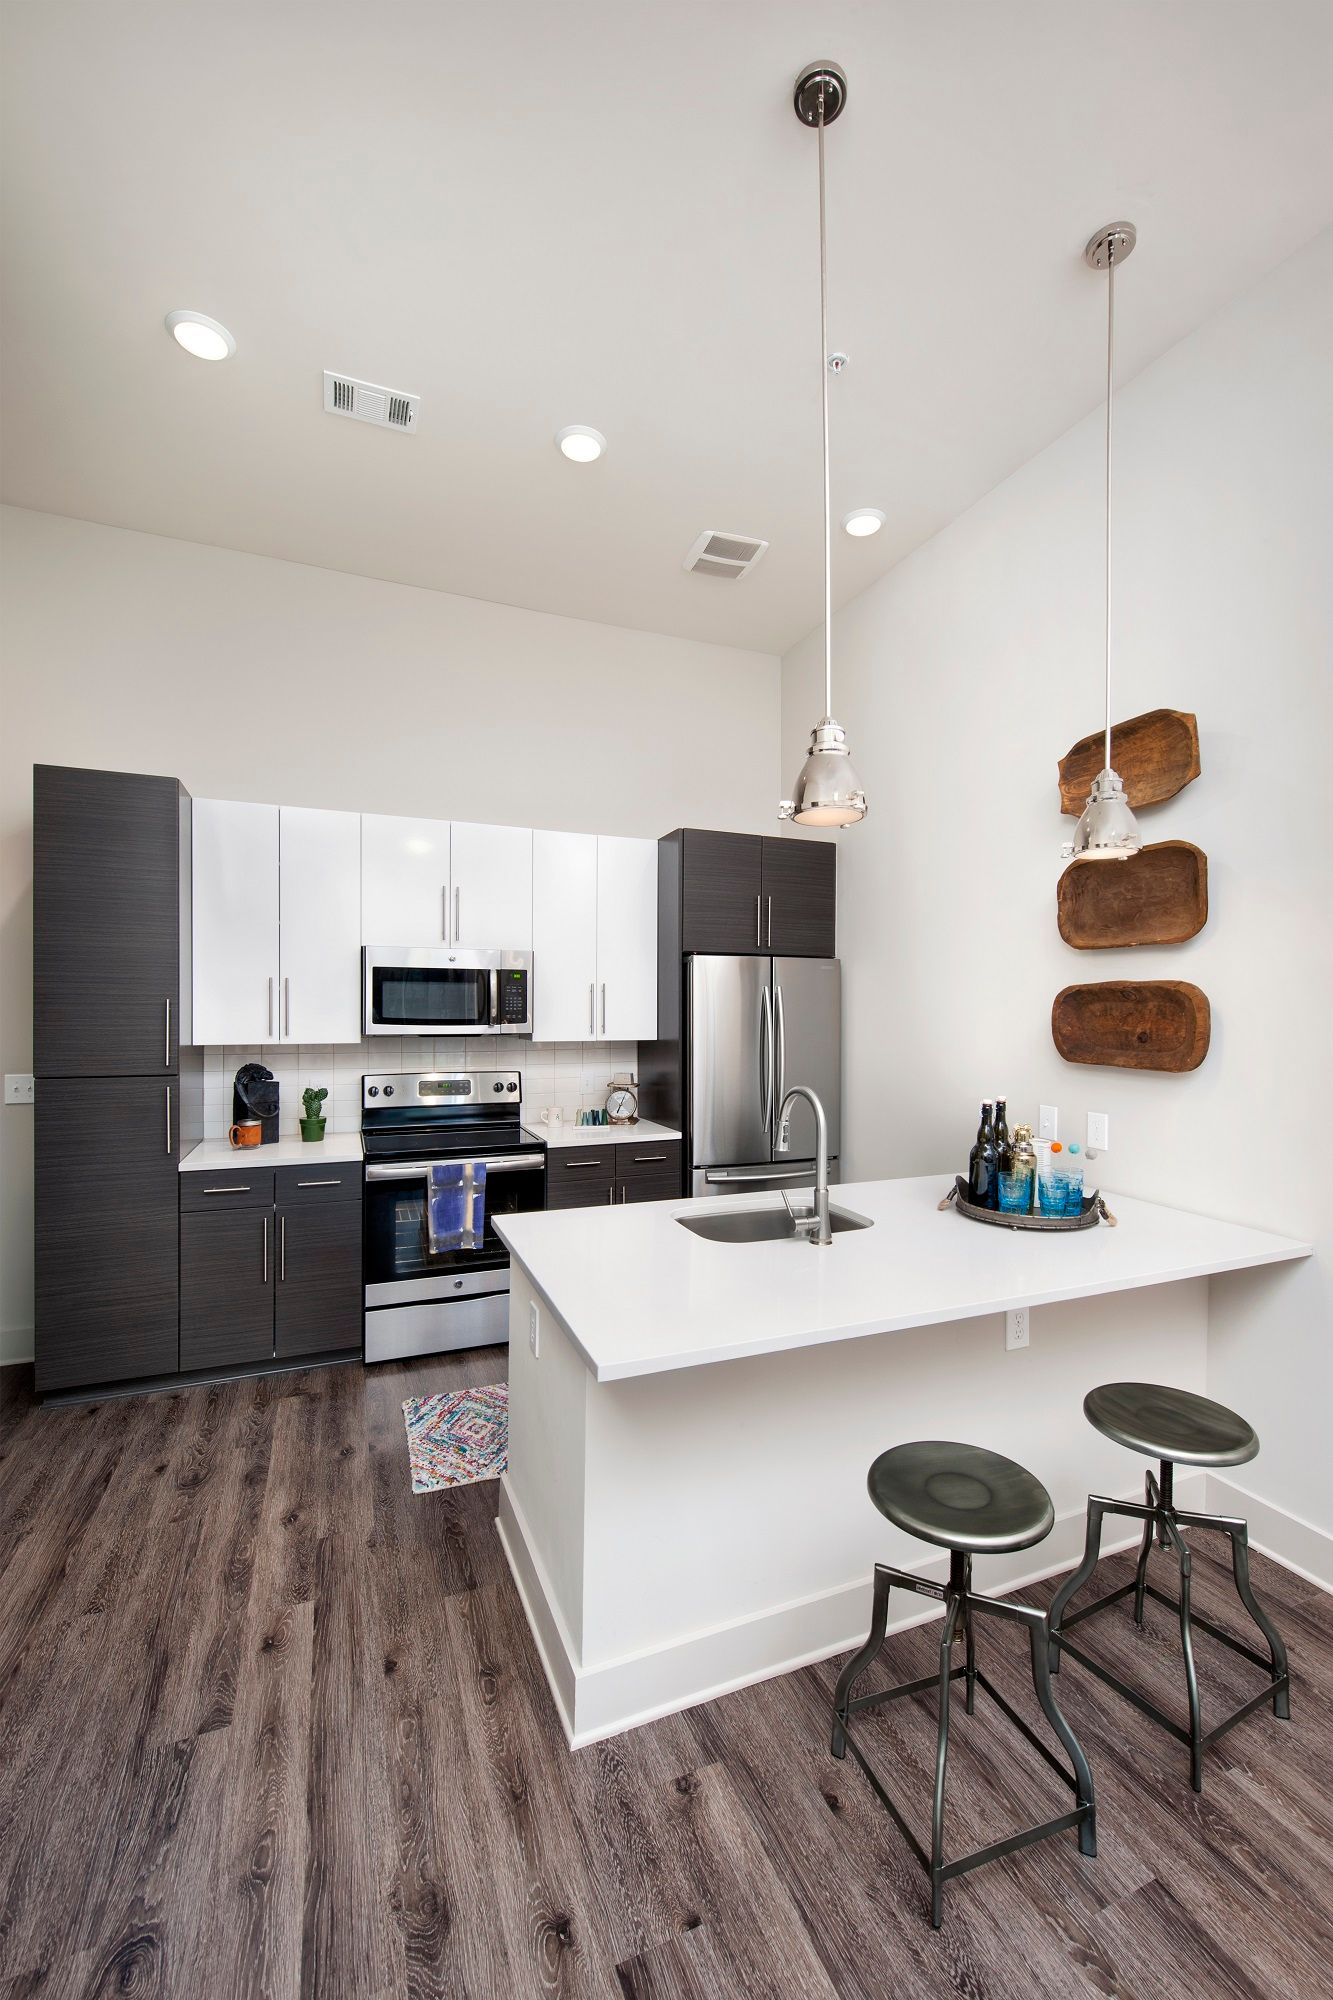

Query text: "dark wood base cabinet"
[35, 1076, 182, 1393]
[546, 1140, 682, 1210]
[180, 1165, 362, 1371]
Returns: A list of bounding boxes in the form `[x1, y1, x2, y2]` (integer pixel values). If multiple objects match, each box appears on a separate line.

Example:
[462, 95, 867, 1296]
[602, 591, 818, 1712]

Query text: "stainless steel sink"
[677, 1204, 873, 1244]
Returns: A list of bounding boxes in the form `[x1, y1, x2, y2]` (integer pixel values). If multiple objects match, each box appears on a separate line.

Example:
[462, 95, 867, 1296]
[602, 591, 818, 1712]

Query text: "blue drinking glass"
[997, 1172, 1031, 1214]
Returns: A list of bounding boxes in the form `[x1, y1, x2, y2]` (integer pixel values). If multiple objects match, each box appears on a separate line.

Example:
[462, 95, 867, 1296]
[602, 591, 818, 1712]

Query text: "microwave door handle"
[489, 968, 500, 1026]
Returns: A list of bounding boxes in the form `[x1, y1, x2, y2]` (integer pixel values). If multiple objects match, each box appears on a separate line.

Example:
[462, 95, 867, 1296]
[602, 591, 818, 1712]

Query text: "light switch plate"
[1038, 1105, 1058, 1141]
[1006, 1308, 1030, 1351]
[528, 1300, 540, 1358]
[1087, 1111, 1110, 1151]
[4, 1074, 35, 1106]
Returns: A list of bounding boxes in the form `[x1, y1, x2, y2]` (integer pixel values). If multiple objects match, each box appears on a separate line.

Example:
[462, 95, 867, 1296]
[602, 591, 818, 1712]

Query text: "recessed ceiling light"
[555, 424, 606, 463]
[842, 507, 885, 537]
[165, 310, 235, 361]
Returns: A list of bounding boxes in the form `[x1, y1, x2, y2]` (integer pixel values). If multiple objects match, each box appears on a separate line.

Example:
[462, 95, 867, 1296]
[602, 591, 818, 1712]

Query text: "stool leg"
[1133, 1469, 1159, 1626]
[1049, 1496, 1109, 1672]
[1162, 1513, 1203, 1792]
[1027, 1612, 1098, 1858]
[831, 1565, 891, 1759]
[1224, 1521, 1291, 1721]
[930, 1595, 961, 1929]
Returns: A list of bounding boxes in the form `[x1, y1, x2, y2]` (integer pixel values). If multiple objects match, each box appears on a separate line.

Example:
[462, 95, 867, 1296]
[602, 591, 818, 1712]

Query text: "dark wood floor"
[2, 1353, 1331, 2000]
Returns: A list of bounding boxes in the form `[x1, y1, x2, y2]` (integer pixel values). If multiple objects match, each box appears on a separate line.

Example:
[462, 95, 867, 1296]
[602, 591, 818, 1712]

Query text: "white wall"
[784, 230, 1333, 1542]
[0, 509, 780, 1359]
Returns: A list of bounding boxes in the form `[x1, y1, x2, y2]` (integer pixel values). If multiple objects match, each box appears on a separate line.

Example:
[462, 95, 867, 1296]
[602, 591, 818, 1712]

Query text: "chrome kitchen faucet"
[776, 1084, 832, 1245]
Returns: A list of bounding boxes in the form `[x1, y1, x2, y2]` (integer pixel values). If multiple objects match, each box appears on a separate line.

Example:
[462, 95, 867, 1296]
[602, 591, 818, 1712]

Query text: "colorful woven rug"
[402, 1384, 508, 1495]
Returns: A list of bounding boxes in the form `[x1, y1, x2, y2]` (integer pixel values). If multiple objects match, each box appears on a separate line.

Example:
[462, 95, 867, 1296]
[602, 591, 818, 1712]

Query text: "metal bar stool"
[1049, 1382, 1290, 1793]
[831, 1440, 1097, 1929]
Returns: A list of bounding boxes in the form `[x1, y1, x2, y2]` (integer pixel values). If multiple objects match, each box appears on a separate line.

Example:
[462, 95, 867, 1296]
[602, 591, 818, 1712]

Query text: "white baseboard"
[1207, 1473, 1333, 1594]
[496, 1471, 1208, 1748]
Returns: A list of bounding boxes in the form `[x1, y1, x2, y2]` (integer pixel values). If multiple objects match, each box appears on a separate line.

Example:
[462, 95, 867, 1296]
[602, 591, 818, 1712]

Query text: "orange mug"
[228, 1120, 262, 1149]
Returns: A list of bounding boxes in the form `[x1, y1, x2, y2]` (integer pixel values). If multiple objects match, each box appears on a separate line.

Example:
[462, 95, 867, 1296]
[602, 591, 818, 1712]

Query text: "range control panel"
[362, 1070, 522, 1106]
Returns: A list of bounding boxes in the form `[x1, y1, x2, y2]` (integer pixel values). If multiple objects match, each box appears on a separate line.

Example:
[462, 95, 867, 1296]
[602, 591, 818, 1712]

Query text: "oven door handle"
[365, 1155, 544, 1180]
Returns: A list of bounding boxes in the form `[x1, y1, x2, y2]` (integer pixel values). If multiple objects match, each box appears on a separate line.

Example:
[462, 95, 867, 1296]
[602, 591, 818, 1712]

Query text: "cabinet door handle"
[268, 977, 275, 1037]
[165, 1085, 172, 1155]
[766, 896, 773, 949]
[454, 886, 461, 943]
[755, 893, 761, 947]
[600, 983, 606, 1036]
[164, 998, 172, 1068]
[203, 1185, 250, 1194]
[280, 1214, 286, 1282]
[589, 983, 596, 1034]
[283, 978, 291, 1037]
[608, 1186, 615, 1204]
[262, 1214, 269, 1284]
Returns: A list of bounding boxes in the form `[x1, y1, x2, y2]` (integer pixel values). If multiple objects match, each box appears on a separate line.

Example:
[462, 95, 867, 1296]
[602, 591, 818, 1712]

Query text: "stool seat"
[868, 1440, 1055, 1554]
[1083, 1382, 1258, 1468]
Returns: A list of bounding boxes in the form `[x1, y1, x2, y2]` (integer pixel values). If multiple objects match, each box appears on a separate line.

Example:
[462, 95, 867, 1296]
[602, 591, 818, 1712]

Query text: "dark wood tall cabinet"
[33, 764, 199, 1394]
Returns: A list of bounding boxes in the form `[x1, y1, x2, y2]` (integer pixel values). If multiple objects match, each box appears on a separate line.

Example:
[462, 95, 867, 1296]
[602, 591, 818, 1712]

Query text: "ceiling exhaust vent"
[683, 530, 769, 580]
[323, 371, 420, 431]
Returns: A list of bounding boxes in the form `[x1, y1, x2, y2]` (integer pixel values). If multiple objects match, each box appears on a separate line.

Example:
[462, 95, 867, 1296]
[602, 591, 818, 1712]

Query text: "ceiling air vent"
[683, 530, 769, 580]
[323, 371, 420, 431]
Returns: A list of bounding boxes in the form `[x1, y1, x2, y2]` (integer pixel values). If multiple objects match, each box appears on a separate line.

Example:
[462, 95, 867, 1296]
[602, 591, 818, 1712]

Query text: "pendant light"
[779, 62, 867, 829]
[1064, 222, 1142, 863]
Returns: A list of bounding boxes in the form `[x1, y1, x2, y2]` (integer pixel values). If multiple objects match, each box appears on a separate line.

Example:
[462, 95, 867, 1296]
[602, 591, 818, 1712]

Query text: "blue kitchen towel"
[427, 1161, 487, 1252]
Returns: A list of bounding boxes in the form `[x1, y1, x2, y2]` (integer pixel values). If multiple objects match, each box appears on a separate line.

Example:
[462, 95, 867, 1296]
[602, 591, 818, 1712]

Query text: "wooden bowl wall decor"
[1058, 709, 1201, 816]
[1057, 841, 1208, 950]
[1052, 980, 1211, 1072]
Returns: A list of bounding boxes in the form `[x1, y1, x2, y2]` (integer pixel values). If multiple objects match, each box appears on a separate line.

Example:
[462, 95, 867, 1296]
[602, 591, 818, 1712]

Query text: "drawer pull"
[632, 1154, 667, 1163]
[563, 1159, 604, 1169]
[204, 1185, 250, 1194]
[297, 1178, 342, 1187]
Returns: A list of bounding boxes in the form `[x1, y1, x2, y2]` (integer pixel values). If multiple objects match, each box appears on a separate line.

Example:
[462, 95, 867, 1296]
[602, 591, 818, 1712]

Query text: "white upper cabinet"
[193, 799, 280, 1046]
[278, 807, 361, 1044]
[596, 836, 658, 1041]
[361, 813, 451, 945]
[450, 821, 533, 949]
[532, 830, 598, 1041]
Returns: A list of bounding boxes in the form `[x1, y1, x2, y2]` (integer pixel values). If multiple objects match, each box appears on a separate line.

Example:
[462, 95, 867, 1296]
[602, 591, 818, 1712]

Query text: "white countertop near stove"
[521, 1119, 681, 1150]
[179, 1131, 364, 1172]
[495, 1173, 1312, 1381]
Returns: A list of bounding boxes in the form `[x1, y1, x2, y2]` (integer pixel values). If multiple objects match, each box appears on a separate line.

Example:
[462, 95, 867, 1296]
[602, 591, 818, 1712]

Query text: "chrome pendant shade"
[1065, 222, 1142, 864]
[779, 61, 866, 829]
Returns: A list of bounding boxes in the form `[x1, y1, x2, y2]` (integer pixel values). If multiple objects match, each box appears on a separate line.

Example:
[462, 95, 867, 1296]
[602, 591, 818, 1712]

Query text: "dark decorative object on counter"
[967, 1101, 999, 1209]
[301, 1085, 328, 1142]
[1052, 980, 1211, 1072]
[1058, 840, 1208, 949]
[1058, 709, 1201, 816]
[233, 1062, 280, 1144]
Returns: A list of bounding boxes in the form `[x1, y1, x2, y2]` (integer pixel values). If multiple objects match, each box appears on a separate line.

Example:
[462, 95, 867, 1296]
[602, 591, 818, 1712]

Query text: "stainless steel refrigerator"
[687, 954, 840, 1197]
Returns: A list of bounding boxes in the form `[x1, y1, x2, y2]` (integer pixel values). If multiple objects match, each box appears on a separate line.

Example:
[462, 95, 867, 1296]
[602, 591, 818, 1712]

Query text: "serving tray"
[1058, 708, 1201, 816]
[1057, 840, 1208, 950]
[940, 1177, 1116, 1231]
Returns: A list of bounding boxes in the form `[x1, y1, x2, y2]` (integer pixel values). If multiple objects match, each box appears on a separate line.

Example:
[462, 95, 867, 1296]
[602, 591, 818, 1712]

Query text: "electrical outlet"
[1038, 1105, 1058, 1141]
[4, 1074, 34, 1106]
[1005, 1308, 1030, 1351]
[528, 1300, 540, 1358]
[1087, 1111, 1110, 1152]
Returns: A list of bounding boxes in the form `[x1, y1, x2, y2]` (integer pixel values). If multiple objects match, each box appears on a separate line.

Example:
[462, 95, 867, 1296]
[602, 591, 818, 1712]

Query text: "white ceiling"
[3, 1, 1331, 655]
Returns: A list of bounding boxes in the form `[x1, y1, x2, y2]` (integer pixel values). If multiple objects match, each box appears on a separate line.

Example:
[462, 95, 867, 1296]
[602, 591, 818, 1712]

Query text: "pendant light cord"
[1103, 241, 1115, 773]
[817, 87, 833, 722]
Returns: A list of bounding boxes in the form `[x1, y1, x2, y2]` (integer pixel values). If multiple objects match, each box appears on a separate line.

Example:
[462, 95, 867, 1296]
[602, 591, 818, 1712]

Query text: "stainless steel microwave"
[362, 947, 533, 1036]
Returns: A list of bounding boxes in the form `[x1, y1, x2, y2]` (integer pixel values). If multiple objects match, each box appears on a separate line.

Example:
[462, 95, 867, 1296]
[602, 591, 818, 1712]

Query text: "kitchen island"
[495, 1176, 1310, 1745]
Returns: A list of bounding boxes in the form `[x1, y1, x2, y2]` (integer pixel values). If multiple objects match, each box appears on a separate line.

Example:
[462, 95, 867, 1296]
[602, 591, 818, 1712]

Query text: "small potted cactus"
[300, 1085, 328, 1142]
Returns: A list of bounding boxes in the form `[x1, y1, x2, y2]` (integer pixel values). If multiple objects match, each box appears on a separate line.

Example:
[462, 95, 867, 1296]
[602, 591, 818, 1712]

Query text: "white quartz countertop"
[520, 1119, 681, 1150]
[494, 1174, 1312, 1382]
[180, 1131, 364, 1173]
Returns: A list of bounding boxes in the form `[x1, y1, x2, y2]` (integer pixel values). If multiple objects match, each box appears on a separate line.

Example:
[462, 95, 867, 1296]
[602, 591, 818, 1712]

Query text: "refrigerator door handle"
[759, 984, 773, 1137]
[774, 983, 787, 1123]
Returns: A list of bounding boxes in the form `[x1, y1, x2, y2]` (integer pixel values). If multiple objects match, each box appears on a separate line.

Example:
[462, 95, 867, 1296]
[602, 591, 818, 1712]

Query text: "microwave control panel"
[500, 970, 529, 1024]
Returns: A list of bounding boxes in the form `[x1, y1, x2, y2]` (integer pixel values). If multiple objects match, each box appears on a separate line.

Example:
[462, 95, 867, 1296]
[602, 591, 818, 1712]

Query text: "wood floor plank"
[2, 1354, 1330, 2000]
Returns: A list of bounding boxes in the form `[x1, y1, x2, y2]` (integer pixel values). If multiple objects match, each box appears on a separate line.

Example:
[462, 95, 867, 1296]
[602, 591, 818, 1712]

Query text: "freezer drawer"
[691, 1159, 840, 1198]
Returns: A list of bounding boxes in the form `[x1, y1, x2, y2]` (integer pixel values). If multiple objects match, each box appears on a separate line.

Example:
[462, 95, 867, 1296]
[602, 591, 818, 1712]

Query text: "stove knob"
[507, 1082, 518, 1092]
[493, 1081, 505, 1094]
[367, 1085, 379, 1098]
[383, 1084, 395, 1097]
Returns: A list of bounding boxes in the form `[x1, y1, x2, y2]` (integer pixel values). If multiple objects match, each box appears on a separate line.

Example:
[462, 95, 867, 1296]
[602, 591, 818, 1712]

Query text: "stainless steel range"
[361, 1069, 546, 1363]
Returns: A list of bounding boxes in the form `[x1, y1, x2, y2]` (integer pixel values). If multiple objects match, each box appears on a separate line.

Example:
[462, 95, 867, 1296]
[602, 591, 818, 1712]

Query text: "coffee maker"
[232, 1062, 280, 1145]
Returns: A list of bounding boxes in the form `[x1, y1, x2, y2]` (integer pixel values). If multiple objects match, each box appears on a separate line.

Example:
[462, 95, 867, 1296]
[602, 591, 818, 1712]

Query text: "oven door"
[363, 1151, 545, 1304]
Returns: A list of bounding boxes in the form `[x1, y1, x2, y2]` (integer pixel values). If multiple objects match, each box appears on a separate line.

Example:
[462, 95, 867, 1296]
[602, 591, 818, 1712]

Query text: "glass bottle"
[993, 1098, 1011, 1163]
[968, 1101, 999, 1209]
